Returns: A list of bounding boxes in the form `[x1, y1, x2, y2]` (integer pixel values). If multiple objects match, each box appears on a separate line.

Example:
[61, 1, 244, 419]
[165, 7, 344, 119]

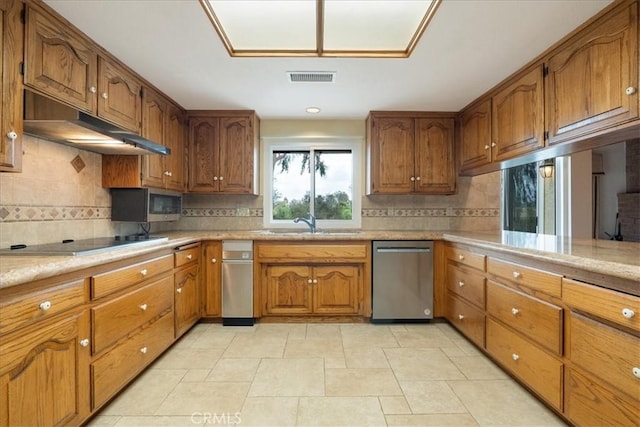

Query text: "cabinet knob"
[512, 271, 521, 279]
[626, 86, 637, 95]
[101, 92, 108, 99]
[458, 281, 465, 287]
[39, 301, 52, 311]
[213, 176, 218, 181]
[308, 279, 313, 284]
[211, 258, 217, 263]
[140, 268, 148, 276]
[313, 279, 318, 284]
[512, 353, 520, 361]
[511, 307, 519, 316]
[458, 254, 465, 261]
[484, 145, 490, 150]
[416, 176, 421, 181]
[168, 171, 173, 176]
[139, 303, 148, 311]
[622, 308, 635, 319]
[491, 142, 497, 148]
[410, 176, 415, 182]
[6, 131, 17, 141]
[632, 367, 640, 379]
[140, 347, 148, 354]
[79, 338, 90, 347]
[89, 86, 97, 94]
[164, 171, 170, 176]
[176, 287, 182, 294]
[219, 176, 224, 181]
[186, 254, 193, 260]
[458, 314, 465, 320]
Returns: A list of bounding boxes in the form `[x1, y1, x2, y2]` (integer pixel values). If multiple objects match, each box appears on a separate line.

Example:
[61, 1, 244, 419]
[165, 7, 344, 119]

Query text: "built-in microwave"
[111, 188, 182, 222]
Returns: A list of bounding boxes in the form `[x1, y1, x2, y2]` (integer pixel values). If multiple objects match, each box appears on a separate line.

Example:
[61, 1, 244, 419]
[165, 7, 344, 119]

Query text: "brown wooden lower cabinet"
[0, 310, 90, 426]
[564, 367, 640, 427]
[486, 318, 563, 410]
[445, 293, 485, 348]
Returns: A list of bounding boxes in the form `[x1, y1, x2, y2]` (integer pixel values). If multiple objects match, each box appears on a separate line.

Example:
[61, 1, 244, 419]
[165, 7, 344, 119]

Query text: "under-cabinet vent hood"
[23, 91, 170, 156]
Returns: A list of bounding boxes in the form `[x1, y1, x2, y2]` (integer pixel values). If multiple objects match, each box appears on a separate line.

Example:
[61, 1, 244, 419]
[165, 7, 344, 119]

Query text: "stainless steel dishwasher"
[222, 240, 254, 326]
[372, 241, 433, 322]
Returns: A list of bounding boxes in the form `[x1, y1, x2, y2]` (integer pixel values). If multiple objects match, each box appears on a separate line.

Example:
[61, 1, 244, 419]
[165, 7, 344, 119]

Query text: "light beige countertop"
[1, 230, 638, 293]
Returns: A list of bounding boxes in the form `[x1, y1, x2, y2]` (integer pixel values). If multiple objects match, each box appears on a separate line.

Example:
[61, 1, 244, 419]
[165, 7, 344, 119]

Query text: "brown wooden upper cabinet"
[366, 112, 456, 195]
[24, 6, 142, 133]
[545, 0, 639, 145]
[140, 88, 185, 191]
[458, 99, 492, 171]
[0, 0, 23, 172]
[492, 65, 545, 162]
[187, 112, 259, 194]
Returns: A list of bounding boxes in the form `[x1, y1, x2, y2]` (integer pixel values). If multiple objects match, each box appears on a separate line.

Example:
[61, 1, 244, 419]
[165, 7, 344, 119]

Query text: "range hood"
[23, 91, 170, 156]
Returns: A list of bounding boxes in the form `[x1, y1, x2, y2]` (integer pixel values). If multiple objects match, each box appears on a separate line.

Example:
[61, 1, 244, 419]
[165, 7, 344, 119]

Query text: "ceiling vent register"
[287, 71, 336, 83]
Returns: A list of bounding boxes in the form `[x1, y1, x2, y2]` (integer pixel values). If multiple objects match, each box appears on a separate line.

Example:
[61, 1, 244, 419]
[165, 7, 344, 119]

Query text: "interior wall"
[570, 150, 593, 239]
[593, 142, 626, 239]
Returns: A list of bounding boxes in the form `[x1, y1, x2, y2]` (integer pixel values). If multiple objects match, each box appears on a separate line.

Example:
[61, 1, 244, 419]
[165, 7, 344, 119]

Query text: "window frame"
[262, 137, 362, 230]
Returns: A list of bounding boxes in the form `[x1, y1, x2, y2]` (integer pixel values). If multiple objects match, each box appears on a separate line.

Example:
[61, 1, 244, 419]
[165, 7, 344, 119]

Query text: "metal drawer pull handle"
[80, 338, 90, 347]
[458, 281, 465, 287]
[140, 347, 148, 354]
[139, 304, 148, 311]
[186, 254, 193, 260]
[632, 367, 640, 379]
[458, 254, 464, 261]
[512, 271, 521, 279]
[177, 288, 182, 294]
[458, 314, 465, 320]
[39, 301, 52, 311]
[511, 308, 519, 316]
[512, 353, 520, 361]
[140, 268, 148, 276]
[622, 308, 635, 319]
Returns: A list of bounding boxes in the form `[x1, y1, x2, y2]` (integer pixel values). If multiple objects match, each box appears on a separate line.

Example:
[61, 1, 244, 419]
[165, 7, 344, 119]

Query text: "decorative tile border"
[181, 208, 264, 217]
[0, 205, 110, 222]
[363, 208, 499, 217]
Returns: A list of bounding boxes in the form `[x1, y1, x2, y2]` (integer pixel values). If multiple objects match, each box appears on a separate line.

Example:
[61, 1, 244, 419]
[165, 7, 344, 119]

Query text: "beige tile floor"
[87, 322, 567, 427]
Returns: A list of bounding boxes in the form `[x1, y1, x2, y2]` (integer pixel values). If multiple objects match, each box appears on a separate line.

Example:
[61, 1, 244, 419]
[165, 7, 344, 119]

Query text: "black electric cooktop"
[0, 236, 168, 256]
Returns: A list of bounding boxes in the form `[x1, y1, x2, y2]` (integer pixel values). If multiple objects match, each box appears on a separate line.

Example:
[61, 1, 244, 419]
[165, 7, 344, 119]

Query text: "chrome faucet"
[294, 215, 316, 233]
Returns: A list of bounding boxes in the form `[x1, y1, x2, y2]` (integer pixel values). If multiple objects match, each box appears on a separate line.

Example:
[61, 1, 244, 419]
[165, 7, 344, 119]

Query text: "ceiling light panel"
[200, 0, 441, 57]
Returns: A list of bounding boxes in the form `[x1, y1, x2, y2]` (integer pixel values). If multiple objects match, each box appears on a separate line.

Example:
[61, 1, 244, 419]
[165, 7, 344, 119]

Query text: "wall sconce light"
[539, 158, 555, 178]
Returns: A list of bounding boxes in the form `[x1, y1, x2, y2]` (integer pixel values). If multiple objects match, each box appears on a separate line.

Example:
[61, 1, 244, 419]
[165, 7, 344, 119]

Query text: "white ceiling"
[44, 0, 612, 120]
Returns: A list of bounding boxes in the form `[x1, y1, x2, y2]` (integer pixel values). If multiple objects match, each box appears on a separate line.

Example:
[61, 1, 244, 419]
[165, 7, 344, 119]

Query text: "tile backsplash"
[0, 135, 500, 248]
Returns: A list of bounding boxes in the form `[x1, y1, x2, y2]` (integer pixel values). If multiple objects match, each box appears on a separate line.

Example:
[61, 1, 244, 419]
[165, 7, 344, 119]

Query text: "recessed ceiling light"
[306, 107, 321, 114]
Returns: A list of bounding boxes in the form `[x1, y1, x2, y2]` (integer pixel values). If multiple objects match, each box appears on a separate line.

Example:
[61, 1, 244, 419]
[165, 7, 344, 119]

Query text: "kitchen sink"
[255, 230, 361, 235]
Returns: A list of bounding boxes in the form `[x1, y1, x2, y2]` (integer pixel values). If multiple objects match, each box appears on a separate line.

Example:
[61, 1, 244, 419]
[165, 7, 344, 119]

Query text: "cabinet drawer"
[0, 279, 85, 335]
[487, 258, 561, 297]
[445, 245, 485, 271]
[174, 246, 200, 268]
[486, 318, 563, 410]
[257, 243, 368, 261]
[92, 275, 173, 354]
[487, 281, 562, 355]
[565, 368, 640, 427]
[569, 312, 640, 401]
[447, 264, 485, 308]
[91, 312, 174, 410]
[563, 278, 640, 333]
[446, 294, 485, 348]
[91, 254, 173, 299]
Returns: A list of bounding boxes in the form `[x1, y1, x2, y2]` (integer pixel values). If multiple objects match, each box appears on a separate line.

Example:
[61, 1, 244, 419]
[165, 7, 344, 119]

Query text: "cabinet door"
[202, 241, 222, 316]
[0, 310, 90, 426]
[369, 116, 415, 194]
[415, 117, 455, 194]
[97, 56, 142, 133]
[492, 65, 544, 161]
[141, 88, 167, 189]
[175, 263, 200, 338]
[459, 99, 492, 171]
[546, 1, 638, 144]
[218, 116, 255, 194]
[165, 103, 186, 191]
[313, 265, 360, 315]
[25, 6, 97, 113]
[264, 265, 313, 315]
[0, 0, 23, 172]
[188, 117, 219, 193]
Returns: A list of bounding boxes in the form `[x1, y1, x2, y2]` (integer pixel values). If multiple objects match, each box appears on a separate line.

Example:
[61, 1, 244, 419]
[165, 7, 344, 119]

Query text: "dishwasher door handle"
[376, 247, 431, 253]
